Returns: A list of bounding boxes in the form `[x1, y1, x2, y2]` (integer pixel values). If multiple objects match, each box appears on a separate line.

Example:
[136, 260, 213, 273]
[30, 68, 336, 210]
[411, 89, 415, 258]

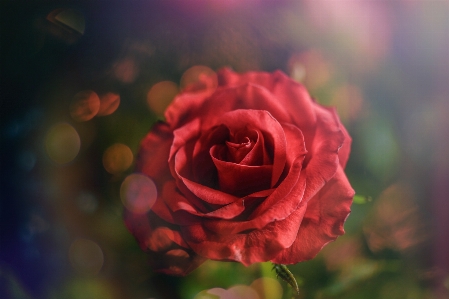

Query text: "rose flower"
[124, 69, 354, 276]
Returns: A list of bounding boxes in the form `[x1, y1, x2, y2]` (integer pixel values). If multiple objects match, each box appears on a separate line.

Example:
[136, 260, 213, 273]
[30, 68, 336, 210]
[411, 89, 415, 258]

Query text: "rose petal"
[217, 69, 317, 139]
[163, 181, 246, 220]
[165, 89, 212, 130]
[183, 203, 307, 266]
[167, 81, 296, 137]
[218, 67, 277, 89]
[169, 118, 201, 163]
[271, 166, 354, 264]
[124, 210, 205, 276]
[217, 109, 287, 187]
[338, 121, 352, 168]
[171, 109, 288, 204]
[301, 104, 345, 202]
[200, 85, 293, 131]
[123, 210, 188, 249]
[202, 163, 306, 236]
[200, 124, 307, 235]
[149, 247, 206, 276]
[170, 125, 242, 209]
[270, 71, 317, 141]
[222, 128, 270, 165]
[163, 181, 203, 214]
[211, 147, 273, 196]
[191, 124, 229, 186]
[178, 174, 239, 206]
[136, 122, 173, 183]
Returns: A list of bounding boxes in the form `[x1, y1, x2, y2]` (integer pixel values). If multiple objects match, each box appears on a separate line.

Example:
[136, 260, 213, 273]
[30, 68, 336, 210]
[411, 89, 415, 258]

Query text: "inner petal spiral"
[209, 127, 274, 196]
[225, 136, 253, 163]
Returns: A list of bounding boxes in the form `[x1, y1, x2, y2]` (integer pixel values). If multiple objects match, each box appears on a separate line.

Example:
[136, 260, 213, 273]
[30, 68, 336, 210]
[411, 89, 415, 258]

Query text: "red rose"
[124, 68, 354, 276]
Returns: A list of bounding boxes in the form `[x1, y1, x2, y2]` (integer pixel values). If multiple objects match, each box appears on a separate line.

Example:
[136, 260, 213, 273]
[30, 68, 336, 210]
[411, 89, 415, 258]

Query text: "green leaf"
[353, 194, 372, 204]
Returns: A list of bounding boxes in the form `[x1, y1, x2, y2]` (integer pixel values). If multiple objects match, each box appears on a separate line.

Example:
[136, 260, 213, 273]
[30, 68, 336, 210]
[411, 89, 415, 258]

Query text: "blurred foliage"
[1, 1, 449, 299]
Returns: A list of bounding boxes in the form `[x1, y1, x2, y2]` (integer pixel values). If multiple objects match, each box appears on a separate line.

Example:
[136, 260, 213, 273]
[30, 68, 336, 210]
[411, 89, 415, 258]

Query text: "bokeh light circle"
[113, 58, 139, 83]
[98, 92, 120, 116]
[194, 288, 228, 299]
[45, 122, 80, 164]
[180, 65, 218, 93]
[287, 50, 333, 90]
[68, 238, 104, 275]
[228, 285, 260, 299]
[194, 285, 260, 299]
[70, 90, 101, 122]
[56, 278, 115, 299]
[120, 173, 157, 214]
[146, 81, 179, 115]
[250, 277, 283, 299]
[102, 143, 133, 174]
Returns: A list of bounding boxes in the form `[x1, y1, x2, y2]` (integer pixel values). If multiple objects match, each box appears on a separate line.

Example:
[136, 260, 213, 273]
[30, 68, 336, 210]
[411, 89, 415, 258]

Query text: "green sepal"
[272, 263, 300, 295]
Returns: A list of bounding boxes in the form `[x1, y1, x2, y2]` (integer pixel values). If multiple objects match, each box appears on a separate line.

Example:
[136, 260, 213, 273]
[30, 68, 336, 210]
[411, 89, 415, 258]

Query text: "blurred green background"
[1, 1, 448, 299]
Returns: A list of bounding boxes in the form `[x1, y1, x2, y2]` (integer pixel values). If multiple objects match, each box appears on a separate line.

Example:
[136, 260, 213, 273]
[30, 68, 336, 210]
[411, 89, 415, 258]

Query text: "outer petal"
[168, 68, 319, 155]
[271, 166, 354, 264]
[218, 67, 278, 89]
[166, 78, 304, 132]
[338, 121, 352, 168]
[136, 121, 173, 183]
[134, 121, 182, 225]
[183, 203, 307, 266]
[165, 89, 213, 130]
[217, 69, 317, 141]
[123, 211, 206, 276]
[124, 211, 187, 249]
[301, 104, 345, 202]
[195, 84, 294, 131]
[149, 248, 206, 276]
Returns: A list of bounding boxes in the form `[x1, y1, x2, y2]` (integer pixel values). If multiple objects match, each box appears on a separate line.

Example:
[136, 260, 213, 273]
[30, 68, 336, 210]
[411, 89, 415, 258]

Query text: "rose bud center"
[209, 127, 273, 197]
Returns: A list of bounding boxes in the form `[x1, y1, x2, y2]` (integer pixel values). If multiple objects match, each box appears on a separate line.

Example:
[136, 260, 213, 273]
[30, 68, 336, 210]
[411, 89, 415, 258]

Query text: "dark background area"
[1, 1, 448, 299]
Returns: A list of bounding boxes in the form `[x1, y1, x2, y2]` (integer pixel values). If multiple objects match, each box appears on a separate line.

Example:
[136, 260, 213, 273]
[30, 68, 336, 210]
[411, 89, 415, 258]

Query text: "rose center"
[208, 126, 274, 196]
[225, 136, 254, 163]
[223, 128, 263, 165]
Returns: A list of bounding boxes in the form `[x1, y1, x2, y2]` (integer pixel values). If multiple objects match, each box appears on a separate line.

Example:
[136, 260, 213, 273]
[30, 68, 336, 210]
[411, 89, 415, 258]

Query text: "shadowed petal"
[183, 204, 307, 266]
